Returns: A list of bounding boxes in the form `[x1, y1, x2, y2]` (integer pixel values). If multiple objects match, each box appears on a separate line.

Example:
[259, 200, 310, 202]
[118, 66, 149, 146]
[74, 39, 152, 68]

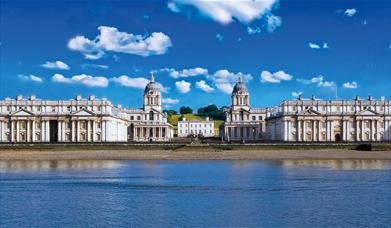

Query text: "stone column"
[62, 121, 66, 142]
[57, 121, 62, 142]
[41, 121, 45, 142]
[77, 120, 80, 142]
[92, 121, 96, 142]
[26, 120, 30, 142]
[72, 121, 76, 142]
[326, 120, 330, 141]
[361, 120, 365, 141]
[355, 120, 360, 141]
[302, 120, 306, 142]
[297, 120, 301, 141]
[16, 121, 20, 142]
[46, 121, 50, 142]
[371, 120, 375, 141]
[32, 121, 36, 142]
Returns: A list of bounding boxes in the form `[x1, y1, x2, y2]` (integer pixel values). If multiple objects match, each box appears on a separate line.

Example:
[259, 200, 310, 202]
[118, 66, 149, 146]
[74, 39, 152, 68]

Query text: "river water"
[1, 159, 391, 227]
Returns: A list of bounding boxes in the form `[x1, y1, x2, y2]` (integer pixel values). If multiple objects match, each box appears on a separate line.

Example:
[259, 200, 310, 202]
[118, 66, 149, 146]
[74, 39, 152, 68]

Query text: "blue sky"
[1, 0, 390, 110]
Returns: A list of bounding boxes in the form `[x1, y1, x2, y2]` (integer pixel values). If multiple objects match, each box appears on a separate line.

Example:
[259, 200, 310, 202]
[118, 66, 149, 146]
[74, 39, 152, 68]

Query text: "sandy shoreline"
[0, 149, 391, 160]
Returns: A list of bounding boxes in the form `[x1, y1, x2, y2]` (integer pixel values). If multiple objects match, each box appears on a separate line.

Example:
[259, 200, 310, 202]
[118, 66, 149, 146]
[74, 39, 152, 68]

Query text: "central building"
[220, 76, 273, 142]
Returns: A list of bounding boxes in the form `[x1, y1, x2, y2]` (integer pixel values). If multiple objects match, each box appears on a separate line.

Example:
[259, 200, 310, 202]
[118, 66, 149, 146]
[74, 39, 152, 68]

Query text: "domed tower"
[231, 75, 250, 110]
[144, 72, 162, 111]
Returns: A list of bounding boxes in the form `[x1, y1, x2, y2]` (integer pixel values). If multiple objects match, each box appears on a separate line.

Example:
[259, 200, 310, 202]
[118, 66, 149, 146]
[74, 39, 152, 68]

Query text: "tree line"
[164, 104, 227, 120]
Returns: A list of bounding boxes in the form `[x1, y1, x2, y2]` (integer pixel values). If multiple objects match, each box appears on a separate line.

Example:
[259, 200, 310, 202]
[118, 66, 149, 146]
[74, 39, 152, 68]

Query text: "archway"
[335, 133, 341, 142]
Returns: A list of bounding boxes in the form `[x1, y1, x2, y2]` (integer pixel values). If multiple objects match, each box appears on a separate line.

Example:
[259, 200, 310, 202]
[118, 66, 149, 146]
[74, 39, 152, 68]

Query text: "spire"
[150, 72, 155, 82]
[238, 75, 243, 83]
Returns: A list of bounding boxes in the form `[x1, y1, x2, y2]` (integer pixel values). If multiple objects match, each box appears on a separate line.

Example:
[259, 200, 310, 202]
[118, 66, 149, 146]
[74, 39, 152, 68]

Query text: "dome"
[232, 76, 248, 94]
[144, 72, 160, 94]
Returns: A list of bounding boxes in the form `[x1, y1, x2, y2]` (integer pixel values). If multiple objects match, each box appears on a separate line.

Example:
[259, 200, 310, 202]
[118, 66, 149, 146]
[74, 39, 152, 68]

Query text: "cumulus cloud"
[297, 75, 335, 88]
[81, 64, 109, 70]
[41, 61, 70, 70]
[175, 80, 191, 93]
[18, 74, 43, 82]
[261, 70, 293, 83]
[208, 69, 252, 94]
[162, 98, 180, 104]
[309, 43, 320, 49]
[344, 8, 357, 17]
[247, 26, 261, 35]
[68, 26, 172, 59]
[111, 75, 169, 92]
[297, 75, 324, 84]
[309, 42, 329, 49]
[167, 0, 279, 25]
[52, 73, 108, 87]
[343, 81, 358, 89]
[266, 14, 282, 32]
[160, 67, 208, 78]
[292, 91, 302, 97]
[195, 80, 214, 93]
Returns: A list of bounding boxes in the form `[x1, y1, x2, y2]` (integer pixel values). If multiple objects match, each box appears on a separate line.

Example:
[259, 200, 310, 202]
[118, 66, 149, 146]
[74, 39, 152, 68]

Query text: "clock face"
[149, 91, 153, 95]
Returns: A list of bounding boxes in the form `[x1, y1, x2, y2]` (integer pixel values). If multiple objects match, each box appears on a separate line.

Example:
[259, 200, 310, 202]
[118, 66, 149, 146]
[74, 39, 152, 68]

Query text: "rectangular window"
[67, 106, 71, 111]
[259, 116, 262, 120]
[252, 116, 256, 121]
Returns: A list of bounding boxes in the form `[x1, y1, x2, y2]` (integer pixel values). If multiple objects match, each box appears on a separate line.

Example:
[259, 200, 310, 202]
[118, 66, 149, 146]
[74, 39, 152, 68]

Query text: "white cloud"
[261, 70, 293, 83]
[162, 98, 180, 104]
[247, 26, 261, 35]
[68, 26, 172, 59]
[41, 61, 70, 70]
[292, 91, 302, 97]
[297, 75, 335, 88]
[309, 42, 329, 49]
[208, 69, 252, 94]
[196, 80, 214, 93]
[52, 73, 108, 87]
[309, 43, 320, 49]
[18, 74, 43, 82]
[111, 76, 149, 89]
[318, 81, 336, 88]
[266, 14, 282, 32]
[160, 67, 208, 78]
[81, 64, 109, 70]
[168, 0, 278, 25]
[216, 33, 224, 42]
[111, 75, 169, 92]
[297, 75, 324, 84]
[343, 81, 358, 89]
[344, 8, 357, 17]
[175, 80, 191, 93]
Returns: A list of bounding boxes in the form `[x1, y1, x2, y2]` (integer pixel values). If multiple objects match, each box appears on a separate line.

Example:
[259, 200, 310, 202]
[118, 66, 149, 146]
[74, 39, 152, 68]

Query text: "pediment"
[11, 109, 34, 116]
[72, 109, 95, 116]
[358, 109, 378, 116]
[300, 108, 321, 116]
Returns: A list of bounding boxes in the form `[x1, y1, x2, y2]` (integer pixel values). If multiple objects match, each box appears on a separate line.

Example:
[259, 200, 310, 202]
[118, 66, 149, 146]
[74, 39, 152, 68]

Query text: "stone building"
[266, 96, 391, 142]
[220, 76, 274, 142]
[177, 117, 214, 137]
[0, 73, 173, 143]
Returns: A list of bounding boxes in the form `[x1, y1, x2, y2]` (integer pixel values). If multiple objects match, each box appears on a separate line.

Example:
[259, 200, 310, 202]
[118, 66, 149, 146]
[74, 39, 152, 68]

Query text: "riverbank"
[0, 144, 390, 160]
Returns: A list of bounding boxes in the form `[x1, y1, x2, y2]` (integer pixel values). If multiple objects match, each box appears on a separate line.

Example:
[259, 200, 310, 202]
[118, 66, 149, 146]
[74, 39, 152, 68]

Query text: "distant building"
[266, 96, 391, 142]
[0, 73, 173, 143]
[220, 76, 274, 142]
[177, 117, 214, 137]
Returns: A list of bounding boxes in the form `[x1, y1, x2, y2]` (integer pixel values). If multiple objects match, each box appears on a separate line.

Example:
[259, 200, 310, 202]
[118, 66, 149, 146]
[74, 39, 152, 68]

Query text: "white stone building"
[266, 96, 391, 142]
[220, 76, 274, 142]
[0, 73, 173, 143]
[178, 117, 214, 137]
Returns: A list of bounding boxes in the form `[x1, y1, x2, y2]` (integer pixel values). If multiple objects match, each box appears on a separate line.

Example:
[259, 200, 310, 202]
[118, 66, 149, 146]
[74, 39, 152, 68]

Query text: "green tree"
[179, 106, 193, 114]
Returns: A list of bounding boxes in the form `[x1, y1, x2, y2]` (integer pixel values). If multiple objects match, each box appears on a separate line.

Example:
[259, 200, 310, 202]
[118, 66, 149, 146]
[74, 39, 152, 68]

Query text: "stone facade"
[178, 117, 214, 137]
[0, 73, 173, 143]
[266, 96, 391, 142]
[220, 76, 274, 142]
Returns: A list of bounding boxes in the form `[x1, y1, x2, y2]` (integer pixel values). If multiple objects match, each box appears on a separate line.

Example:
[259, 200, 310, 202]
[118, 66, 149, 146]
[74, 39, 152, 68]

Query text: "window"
[365, 121, 370, 128]
[97, 123, 101, 129]
[52, 106, 56, 112]
[259, 116, 262, 120]
[322, 106, 326, 111]
[20, 121, 26, 130]
[67, 106, 71, 112]
[137, 116, 141, 120]
[252, 116, 256, 121]
[81, 121, 87, 130]
[98, 106, 101, 111]
[37, 106, 41, 112]
[36, 122, 41, 130]
[351, 106, 355, 111]
[130, 116, 134, 120]
[66, 122, 71, 129]
[7, 106, 11, 111]
[149, 111, 154, 121]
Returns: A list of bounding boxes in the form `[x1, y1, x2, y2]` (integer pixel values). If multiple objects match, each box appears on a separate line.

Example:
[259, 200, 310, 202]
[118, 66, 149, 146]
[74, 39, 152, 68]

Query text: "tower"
[231, 75, 250, 111]
[143, 72, 162, 111]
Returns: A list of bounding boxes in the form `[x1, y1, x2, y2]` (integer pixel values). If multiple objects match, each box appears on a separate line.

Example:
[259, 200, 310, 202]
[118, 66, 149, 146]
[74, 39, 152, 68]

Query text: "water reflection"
[0, 160, 122, 171]
[280, 159, 391, 170]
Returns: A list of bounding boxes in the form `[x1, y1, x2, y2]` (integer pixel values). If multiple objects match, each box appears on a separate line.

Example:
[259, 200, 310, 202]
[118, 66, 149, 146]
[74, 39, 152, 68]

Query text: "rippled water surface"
[1, 160, 391, 227]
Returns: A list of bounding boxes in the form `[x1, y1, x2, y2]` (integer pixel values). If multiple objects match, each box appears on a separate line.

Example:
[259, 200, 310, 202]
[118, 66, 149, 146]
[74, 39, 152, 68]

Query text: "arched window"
[149, 111, 154, 121]
[240, 111, 244, 121]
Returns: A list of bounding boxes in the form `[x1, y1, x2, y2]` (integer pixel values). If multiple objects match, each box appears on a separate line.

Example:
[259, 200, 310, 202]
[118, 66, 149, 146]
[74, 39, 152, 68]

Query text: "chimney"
[297, 95, 302, 100]
[88, 95, 95, 101]
[368, 95, 372, 101]
[311, 95, 315, 100]
[29, 95, 36, 100]
[16, 95, 23, 100]
[75, 95, 82, 101]
[118, 104, 122, 109]
[380, 96, 385, 101]
[354, 95, 359, 101]
[206, 117, 210, 121]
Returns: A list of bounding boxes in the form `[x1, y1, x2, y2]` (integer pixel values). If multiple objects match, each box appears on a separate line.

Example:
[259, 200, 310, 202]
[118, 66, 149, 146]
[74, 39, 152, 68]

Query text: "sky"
[0, 0, 390, 110]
